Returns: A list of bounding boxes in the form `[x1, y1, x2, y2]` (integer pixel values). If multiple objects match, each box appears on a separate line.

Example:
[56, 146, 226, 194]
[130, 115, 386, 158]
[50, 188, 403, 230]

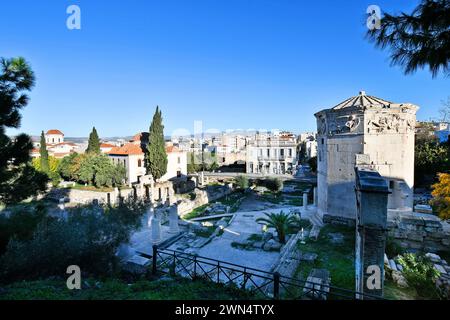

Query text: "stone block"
[301, 252, 318, 263]
[389, 259, 398, 271]
[425, 253, 442, 263]
[252, 241, 264, 249]
[400, 216, 424, 226]
[392, 270, 408, 288]
[434, 264, 447, 275]
[406, 233, 424, 242]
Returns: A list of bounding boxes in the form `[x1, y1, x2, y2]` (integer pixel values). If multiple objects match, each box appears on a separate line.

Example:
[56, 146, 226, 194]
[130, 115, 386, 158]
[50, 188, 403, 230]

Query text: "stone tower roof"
[332, 91, 392, 110]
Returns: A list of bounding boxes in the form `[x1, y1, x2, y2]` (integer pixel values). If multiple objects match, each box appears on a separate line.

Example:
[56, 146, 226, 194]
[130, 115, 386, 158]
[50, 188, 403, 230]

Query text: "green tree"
[78, 154, 125, 188]
[39, 131, 49, 172]
[209, 161, 219, 172]
[0, 57, 48, 205]
[146, 106, 167, 180]
[366, 0, 450, 77]
[415, 138, 449, 186]
[187, 152, 197, 174]
[256, 211, 296, 243]
[86, 126, 100, 154]
[32, 156, 61, 187]
[308, 156, 317, 173]
[234, 175, 249, 190]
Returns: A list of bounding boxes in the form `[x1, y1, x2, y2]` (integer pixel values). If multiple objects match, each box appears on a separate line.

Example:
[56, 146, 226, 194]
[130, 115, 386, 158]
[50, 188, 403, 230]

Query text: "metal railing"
[137, 246, 385, 300]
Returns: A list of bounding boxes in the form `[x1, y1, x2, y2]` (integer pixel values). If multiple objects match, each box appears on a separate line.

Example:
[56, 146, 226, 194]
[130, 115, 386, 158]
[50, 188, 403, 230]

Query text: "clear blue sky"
[1, 0, 449, 138]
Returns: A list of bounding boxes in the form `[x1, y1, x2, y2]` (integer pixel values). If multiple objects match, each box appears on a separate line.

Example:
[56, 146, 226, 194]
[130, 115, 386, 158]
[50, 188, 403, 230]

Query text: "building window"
[177, 156, 181, 164]
[288, 148, 292, 157]
[280, 149, 284, 156]
[138, 159, 142, 167]
[123, 159, 126, 167]
[389, 180, 394, 189]
[321, 138, 324, 145]
[267, 149, 270, 157]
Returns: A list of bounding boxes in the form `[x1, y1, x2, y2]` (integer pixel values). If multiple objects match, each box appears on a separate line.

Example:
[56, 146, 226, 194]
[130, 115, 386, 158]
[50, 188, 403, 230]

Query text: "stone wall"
[48, 187, 134, 205]
[387, 211, 450, 252]
[176, 184, 233, 217]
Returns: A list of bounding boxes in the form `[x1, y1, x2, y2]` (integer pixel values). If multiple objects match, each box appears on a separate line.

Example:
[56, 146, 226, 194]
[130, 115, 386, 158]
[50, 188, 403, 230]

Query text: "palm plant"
[256, 211, 296, 243]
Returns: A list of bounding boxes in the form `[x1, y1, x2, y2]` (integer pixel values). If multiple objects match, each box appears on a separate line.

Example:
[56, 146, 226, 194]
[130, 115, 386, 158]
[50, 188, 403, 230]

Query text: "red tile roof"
[108, 143, 144, 155]
[46, 129, 64, 135]
[100, 143, 115, 148]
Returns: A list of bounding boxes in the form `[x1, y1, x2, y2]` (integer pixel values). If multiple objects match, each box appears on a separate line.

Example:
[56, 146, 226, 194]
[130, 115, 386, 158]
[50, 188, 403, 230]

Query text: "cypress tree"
[39, 131, 49, 172]
[86, 126, 100, 154]
[146, 106, 167, 180]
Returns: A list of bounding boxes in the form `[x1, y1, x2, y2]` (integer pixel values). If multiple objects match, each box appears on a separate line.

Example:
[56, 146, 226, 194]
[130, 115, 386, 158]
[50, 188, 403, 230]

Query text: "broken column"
[313, 187, 317, 206]
[303, 192, 308, 210]
[150, 203, 161, 243]
[169, 203, 180, 234]
[354, 167, 389, 299]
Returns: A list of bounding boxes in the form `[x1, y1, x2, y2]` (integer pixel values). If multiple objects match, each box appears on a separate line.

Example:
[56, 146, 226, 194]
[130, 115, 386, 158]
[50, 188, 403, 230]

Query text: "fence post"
[273, 272, 280, 300]
[171, 251, 176, 276]
[193, 255, 197, 280]
[152, 245, 158, 275]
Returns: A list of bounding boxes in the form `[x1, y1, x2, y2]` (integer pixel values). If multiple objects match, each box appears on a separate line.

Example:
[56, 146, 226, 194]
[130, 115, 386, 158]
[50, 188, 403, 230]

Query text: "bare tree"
[439, 96, 450, 123]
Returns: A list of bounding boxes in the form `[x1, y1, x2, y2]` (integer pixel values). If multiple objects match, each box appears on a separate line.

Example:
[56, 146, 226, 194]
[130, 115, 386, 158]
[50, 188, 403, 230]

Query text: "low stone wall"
[177, 184, 233, 217]
[387, 211, 450, 252]
[48, 187, 134, 205]
[323, 210, 450, 253]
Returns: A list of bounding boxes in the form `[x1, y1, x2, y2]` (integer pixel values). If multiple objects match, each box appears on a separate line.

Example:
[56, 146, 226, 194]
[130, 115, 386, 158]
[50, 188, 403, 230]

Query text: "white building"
[108, 133, 187, 187]
[305, 139, 317, 158]
[31, 129, 80, 158]
[45, 129, 64, 144]
[246, 132, 298, 175]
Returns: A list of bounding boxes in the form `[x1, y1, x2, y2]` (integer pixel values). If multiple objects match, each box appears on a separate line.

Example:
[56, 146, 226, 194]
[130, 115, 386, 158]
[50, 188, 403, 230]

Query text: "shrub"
[0, 204, 48, 255]
[397, 253, 440, 298]
[262, 178, 283, 192]
[234, 175, 249, 190]
[0, 199, 147, 283]
[256, 210, 296, 243]
[385, 236, 405, 257]
[308, 156, 317, 173]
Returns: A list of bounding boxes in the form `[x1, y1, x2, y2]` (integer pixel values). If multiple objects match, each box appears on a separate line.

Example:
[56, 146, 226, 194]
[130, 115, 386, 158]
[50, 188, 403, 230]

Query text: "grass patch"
[183, 192, 247, 220]
[183, 204, 209, 220]
[193, 226, 216, 238]
[383, 279, 418, 300]
[0, 277, 255, 300]
[293, 224, 355, 294]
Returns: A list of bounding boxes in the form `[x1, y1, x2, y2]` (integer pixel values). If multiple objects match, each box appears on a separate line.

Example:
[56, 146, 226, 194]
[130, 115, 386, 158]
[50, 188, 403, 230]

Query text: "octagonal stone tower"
[314, 91, 418, 223]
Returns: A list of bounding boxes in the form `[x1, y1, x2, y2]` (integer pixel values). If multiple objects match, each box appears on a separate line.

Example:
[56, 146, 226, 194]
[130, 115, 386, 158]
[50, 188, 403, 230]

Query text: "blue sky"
[1, 0, 449, 137]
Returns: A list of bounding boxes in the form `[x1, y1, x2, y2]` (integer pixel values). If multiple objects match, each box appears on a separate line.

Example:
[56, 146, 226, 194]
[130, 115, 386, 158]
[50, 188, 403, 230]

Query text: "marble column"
[303, 192, 308, 210]
[169, 204, 180, 234]
[313, 187, 317, 206]
[151, 208, 161, 244]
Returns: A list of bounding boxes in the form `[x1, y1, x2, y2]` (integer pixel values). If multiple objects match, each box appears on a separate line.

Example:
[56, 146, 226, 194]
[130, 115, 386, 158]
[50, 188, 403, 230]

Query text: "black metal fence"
[137, 246, 385, 300]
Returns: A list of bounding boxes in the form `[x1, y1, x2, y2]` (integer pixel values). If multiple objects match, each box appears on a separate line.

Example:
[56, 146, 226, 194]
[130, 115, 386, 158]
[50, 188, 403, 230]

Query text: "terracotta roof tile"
[46, 129, 64, 135]
[108, 143, 144, 155]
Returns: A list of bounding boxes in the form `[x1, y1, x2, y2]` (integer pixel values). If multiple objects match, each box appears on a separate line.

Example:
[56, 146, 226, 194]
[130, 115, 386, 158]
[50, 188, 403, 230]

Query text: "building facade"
[315, 91, 418, 222]
[108, 133, 187, 187]
[246, 132, 298, 175]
